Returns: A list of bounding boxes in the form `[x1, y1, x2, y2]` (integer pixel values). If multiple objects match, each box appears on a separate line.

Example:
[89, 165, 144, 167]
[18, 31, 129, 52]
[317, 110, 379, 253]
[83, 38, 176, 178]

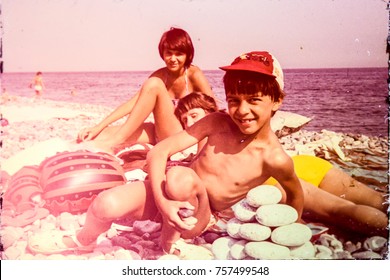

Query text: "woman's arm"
[189, 65, 214, 97]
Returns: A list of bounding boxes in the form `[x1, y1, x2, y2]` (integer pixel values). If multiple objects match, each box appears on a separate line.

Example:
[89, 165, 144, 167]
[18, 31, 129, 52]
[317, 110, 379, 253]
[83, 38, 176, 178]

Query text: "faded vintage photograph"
[0, 0, 388, 273]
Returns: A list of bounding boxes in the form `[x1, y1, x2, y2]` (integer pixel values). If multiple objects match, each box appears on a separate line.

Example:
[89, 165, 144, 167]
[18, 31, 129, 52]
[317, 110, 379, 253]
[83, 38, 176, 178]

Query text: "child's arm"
[147, 114, 215, 231]
[147, 130, 201, 231]
[268, 151, 304, 220]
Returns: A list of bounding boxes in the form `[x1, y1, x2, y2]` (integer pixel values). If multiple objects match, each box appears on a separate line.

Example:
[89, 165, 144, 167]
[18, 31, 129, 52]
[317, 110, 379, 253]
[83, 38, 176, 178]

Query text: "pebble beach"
[0, 96, 389, 260]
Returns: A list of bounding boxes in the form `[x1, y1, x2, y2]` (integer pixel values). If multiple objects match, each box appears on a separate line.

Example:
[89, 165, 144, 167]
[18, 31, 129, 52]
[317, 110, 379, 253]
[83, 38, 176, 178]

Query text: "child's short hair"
[158, 27, 194, 68]
[174, 92, 218, 125]
[220, 51, 285, 102]
[222, 71, 285, 102]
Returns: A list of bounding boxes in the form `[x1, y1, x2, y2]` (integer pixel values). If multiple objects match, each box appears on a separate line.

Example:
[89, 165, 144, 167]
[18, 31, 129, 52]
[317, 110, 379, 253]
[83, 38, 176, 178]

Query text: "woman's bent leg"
[117, 78, 182, 143]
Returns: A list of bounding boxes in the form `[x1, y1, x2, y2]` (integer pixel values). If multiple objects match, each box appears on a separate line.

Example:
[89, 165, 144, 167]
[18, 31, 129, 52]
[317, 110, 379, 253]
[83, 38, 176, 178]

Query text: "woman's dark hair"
[158, 27, 195, 68]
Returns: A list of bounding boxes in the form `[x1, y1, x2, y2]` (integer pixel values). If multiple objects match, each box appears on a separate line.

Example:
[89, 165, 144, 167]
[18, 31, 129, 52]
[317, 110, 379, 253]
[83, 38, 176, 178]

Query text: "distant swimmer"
[0, 113, 9, 126]
[30, 71, 45, 99]
[1, 88, 11, 104]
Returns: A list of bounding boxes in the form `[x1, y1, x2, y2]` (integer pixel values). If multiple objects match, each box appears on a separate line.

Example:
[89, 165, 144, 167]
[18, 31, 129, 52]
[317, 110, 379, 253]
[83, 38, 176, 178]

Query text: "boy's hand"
[160, 200, 196, 232]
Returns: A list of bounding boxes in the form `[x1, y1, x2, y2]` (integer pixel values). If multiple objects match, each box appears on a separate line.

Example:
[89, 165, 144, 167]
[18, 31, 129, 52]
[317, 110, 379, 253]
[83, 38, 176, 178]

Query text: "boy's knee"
[90, 190, 119, 220]
[165, 167, 197, 200]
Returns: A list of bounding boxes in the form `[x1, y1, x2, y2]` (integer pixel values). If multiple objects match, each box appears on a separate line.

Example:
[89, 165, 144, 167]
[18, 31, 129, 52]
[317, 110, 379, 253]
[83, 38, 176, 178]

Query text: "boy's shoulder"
[189, 111, 233, 134]
[203, 111, 232, 125]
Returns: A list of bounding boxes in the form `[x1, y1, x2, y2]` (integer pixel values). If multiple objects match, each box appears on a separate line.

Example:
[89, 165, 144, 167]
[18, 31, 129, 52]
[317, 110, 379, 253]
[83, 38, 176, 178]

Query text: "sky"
[1, 0, 389, 72]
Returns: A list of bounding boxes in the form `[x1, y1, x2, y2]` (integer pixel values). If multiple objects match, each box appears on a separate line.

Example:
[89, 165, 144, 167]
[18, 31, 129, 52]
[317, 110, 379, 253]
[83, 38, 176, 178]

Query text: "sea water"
[1, 68, 388, 137]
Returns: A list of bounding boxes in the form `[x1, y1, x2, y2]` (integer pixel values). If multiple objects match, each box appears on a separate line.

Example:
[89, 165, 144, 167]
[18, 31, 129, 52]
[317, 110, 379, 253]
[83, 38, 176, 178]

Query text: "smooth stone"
[239, 223, 271, 241]
[202, 232, 221, 244]
[106, 228, 119, 239]
[363, 236, 387, 252]
[1, 227, 24, 249]
[234, 200, 257, 222]
[271, 223, 312, 246]
[246, 185, 282, 207]
[114, 249, 141, 260]
[212, 236, 237, 260]
[289, 241, 315, 259]
[314, 245, 333, 259]
[317, 234, 343, 251]
[133, 220, 161, 235]
[158, 254, 180, 260]
[229, 240, 248, 260]
[256, 204, 298, 227]
[226, 218, 243, 238]
[352, 251, 382, 260]
[245, 241, 291, 260]
[4, 246, 22, 259]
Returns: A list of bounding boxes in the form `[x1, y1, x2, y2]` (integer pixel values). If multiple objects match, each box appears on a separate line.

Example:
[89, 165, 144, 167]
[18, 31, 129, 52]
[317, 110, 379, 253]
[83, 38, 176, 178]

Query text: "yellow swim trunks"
[264, 155, 333, 187]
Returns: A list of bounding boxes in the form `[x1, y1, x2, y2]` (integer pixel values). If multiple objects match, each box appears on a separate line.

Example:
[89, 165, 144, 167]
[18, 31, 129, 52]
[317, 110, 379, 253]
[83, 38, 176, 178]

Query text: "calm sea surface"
[1, 68, 388, 137]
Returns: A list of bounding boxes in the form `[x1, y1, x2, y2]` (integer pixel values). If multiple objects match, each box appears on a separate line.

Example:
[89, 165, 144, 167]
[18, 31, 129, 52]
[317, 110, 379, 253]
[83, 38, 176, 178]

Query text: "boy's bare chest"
[194, 142, 269, 186]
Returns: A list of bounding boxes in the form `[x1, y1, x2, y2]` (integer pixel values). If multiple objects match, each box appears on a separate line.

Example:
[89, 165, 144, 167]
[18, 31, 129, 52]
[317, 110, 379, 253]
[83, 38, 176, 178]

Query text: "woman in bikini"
[77, 27, 214, 152]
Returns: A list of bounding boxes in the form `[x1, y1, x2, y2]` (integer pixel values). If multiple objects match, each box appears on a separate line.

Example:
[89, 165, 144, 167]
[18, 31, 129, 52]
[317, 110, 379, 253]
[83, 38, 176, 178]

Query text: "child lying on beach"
[174, 92, 387, 214]
[28, 51, 388, 257]
[175, 92, 388, 233]
[77, 27, 214, 150]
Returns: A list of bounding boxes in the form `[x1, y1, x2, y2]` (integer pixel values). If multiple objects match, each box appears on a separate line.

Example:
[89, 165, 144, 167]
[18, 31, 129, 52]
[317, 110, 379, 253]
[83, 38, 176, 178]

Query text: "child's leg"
[161, 166, 211, 253]
[300, 180, 388, 237]
[319, 167, 388, 213]
[119, 77, 183, 143]
[74, 181, 158, 246]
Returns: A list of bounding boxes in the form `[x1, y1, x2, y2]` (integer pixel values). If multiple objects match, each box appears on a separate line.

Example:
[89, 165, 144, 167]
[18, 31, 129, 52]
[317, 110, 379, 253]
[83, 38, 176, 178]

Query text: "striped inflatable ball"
[40, 150, 126, 214]
[3, 165, 43, 213]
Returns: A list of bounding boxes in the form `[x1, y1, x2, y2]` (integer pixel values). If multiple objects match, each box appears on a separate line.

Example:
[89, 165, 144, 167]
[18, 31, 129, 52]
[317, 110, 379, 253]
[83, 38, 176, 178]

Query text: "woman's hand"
[77, 126, 103, 142]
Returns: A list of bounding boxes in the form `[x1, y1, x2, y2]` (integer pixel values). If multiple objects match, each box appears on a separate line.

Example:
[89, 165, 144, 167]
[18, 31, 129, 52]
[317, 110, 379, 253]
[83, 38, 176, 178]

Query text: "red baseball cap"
[219, 51, 284, 90]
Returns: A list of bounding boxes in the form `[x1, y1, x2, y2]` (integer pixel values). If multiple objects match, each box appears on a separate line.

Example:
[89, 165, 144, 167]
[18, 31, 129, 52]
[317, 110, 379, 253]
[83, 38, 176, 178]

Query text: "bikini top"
[166, 68, 189, 107]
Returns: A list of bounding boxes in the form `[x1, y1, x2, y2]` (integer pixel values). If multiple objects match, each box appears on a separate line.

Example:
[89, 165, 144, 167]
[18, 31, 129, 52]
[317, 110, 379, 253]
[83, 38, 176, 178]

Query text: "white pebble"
[271, 223, 312, 246]
[229, 240, 248, 260]
[290, 241, 316, 259]
[239, 223, 271, 241]
[158, 254, 180, 260]
[256, 204, 298, 227]
[246, 185, 282, 207]
[226, 218, 243, 238]
[245, 241, 291, 260]
[234, 200, 257, 222]
[212, 236, 236, 260]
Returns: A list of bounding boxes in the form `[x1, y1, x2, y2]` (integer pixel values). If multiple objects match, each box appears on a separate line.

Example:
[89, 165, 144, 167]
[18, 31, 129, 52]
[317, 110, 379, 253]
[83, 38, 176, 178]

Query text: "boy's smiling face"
[226, 91, 281, 135]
